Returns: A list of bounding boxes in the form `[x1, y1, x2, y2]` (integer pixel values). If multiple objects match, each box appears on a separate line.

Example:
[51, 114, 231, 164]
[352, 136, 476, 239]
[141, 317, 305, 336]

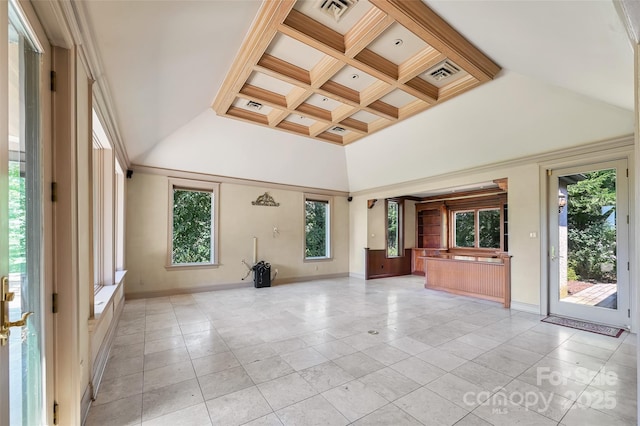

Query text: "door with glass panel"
[1, 2, 45, 424]
[548, 160, 630, 328]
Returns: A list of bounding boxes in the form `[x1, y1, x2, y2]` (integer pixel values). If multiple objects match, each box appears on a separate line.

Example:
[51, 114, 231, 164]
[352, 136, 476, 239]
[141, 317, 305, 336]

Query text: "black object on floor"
[253, 261, 271, 288]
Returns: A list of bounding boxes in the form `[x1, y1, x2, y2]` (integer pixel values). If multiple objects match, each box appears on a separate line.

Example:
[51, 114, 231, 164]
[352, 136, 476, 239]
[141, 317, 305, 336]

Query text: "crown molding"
[32, 0, 130, 168]
[131, 164, 350, 197]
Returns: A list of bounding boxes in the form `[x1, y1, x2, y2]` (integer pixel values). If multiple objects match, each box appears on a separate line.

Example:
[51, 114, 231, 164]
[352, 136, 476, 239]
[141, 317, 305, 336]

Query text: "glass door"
[548, 159, 630, 328]
[1, 2, 44, 424]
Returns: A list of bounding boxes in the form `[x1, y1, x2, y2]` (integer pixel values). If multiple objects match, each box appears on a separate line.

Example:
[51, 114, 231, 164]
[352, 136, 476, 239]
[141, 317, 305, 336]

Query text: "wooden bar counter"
[421, 253, 511, 308]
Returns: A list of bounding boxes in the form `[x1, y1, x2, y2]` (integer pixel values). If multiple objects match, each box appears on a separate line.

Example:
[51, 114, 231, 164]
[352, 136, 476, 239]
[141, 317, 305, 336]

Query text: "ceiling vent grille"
[331, 126, 346, 133]
[246, 100, 263, 111]
[427, 61, 460, 82]
[315, 0, 359, 22]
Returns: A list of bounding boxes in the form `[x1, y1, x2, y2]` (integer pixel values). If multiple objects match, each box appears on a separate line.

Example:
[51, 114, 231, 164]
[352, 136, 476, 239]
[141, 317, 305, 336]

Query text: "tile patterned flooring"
[86, 276, 637, 425]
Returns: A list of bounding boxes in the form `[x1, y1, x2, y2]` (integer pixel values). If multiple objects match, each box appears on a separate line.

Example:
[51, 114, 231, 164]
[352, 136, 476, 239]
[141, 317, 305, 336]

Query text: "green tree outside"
[566, 169, 617, 282]
[387, 200, 399, 256]
[9, 161, 26, 274]
[172, 189, 212, 264]
[305, 200, 327, 258]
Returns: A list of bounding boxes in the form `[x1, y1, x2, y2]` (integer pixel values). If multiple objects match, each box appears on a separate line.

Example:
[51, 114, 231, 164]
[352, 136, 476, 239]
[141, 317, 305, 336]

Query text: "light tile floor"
[86, 275, 637, 426]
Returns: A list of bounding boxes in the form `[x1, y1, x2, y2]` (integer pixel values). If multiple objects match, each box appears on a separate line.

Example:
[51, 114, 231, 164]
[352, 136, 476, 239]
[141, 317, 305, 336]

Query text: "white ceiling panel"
[247, 72, 295, 96]
[367, 22, 429, 65]
[305, 93, 342, 110]
[350, 110, 381, 124]
[330, 65, 377, 92]
[265, 32, 326, 71]
[379, 89, 419, 108]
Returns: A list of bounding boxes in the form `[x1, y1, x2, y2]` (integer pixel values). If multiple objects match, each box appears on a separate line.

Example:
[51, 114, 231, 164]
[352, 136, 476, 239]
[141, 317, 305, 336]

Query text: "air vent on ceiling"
[246, 100, 263, 111]
[315, 0, 359, 22]
[427, 61, 460, 82]
[331, 126, 346, 133]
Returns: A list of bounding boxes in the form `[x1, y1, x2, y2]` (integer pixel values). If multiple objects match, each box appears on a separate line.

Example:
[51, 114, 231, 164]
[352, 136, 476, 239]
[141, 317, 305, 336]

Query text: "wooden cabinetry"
[423, 253, 511, 307]
[412, 202, 447, 275]
[416, 203, 445, 249]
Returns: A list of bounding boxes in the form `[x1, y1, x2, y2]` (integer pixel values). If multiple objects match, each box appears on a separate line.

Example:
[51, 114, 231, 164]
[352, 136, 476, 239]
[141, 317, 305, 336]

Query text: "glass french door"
[1, 1, 45, 424]
[548, 159, 630, 328]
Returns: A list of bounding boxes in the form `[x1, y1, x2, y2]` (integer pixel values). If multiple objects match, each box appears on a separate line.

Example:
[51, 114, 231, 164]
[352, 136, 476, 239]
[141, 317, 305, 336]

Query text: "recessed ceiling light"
[351, 74, 359, 79]
[394, 38, 403, 46]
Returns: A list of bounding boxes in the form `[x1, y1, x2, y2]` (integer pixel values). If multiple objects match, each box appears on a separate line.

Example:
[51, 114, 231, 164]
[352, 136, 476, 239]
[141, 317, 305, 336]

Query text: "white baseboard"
[510, 301, 541, 315]
[349, 272, 365, 280]
[126, 273, 351, 299]
[274, 273, 349, 285]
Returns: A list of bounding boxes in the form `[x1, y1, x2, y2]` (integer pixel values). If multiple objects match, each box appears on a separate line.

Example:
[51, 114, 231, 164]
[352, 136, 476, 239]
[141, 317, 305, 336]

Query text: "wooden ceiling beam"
[267, 109, 290, 127]
[398, 48, 446, 84]
[284, 9, 345, 53]
[239, 84, 288, 108]
[277, 120, 311, 136]
[368, 100, 398, 119]
[212, 0, 295, 115]
[227, 106, 270, 125]
[258, 54, 311, 85]
[340, 117, 368, 133]
[369, 0, 501, 82]
[309, 56, 345, 88]
[344, 8, 395, 57]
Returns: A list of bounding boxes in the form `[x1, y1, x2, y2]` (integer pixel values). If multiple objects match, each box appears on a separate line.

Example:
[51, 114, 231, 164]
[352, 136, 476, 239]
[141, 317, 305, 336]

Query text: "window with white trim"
[305, 195, 331, 260]
[168, 178, 219, 266]
[386, 198, 403, 257]
[452, 207, 502, 250]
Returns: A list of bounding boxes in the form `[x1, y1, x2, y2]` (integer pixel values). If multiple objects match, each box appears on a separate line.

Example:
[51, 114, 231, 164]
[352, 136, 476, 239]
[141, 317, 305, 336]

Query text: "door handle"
[0, 276, 33, 346]
[550, 246, 557, 261]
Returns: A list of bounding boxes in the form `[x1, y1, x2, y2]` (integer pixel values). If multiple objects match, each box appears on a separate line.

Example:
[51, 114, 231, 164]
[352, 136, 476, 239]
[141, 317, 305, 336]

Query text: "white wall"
[126, 172, 350, 296]
[350, 162, 545, 308]
[345, 72, 634, 192]
[135, 109, 350, 192]
[349, 140, 634, 311]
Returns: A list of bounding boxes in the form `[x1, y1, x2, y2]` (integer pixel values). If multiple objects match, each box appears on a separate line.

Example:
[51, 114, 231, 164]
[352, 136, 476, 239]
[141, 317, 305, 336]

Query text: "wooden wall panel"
[424, 255, 511, 307]
[365, 248, 412, 280]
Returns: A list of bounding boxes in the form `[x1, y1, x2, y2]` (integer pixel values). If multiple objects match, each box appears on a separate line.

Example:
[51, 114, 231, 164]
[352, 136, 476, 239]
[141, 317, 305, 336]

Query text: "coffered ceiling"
[213, 0, 501, 145]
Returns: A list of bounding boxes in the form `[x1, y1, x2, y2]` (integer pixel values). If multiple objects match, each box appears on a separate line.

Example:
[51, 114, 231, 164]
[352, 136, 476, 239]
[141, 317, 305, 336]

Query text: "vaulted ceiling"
[76, 0, 635, 192]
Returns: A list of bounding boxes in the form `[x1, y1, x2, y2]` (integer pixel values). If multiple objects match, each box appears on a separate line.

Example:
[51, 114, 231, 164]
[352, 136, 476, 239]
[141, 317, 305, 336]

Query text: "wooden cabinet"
[412, 248, 445, 275]
[413, 202, 447, 275]
[416, 202, 446, 249]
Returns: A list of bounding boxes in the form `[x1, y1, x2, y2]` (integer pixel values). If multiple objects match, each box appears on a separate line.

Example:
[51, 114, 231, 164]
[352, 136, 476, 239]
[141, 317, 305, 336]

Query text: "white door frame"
[1, 0, 54, 424]
[548, 159, 630, 328]
[539, 142, 636, 332]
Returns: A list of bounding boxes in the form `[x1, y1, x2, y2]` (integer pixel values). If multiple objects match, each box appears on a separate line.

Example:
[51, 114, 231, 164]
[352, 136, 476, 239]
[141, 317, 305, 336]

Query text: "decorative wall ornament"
[252, 192, 280, 207]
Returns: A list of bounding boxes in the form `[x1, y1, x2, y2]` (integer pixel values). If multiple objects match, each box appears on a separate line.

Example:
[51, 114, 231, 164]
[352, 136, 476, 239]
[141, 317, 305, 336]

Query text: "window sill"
[304, 257, 333, 263]
[93, 270, 127, 318]
[165, 263, 219, 271]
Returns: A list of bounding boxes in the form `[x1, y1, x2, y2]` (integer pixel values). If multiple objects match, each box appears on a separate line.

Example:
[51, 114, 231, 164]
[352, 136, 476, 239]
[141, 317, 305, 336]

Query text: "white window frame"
[385, 198, 404, 258]
[167, 178, 220, 269]
[304, 193, 332, 261]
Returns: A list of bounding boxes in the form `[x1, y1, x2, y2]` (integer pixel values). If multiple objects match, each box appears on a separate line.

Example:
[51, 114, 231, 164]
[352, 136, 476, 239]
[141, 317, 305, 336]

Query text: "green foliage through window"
[479, 209, 500, 248]
[305, 199, 328, 258]
[9, 161, 26, 274]
[455, 211, 475, 247]
[565, 169, 617, 282]
[172, 189, 212, 264]
[387, 200, 400, 257]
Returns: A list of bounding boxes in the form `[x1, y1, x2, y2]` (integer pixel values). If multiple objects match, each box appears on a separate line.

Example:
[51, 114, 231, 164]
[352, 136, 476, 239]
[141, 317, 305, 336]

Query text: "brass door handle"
[6, 311, 33, 328]
[0, 276, 33, 346]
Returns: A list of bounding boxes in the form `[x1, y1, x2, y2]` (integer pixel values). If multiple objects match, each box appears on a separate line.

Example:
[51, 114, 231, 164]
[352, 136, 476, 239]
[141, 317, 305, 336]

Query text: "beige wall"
[350, 163, 544, 308]
[125, 173, 350, 296]
[366, 199, 385, 250]
[349, 140, 635, 311]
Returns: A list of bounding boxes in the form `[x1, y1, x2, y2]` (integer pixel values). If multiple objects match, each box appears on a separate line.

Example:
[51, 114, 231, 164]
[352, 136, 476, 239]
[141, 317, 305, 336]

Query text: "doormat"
[541, 316, 625, 338]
